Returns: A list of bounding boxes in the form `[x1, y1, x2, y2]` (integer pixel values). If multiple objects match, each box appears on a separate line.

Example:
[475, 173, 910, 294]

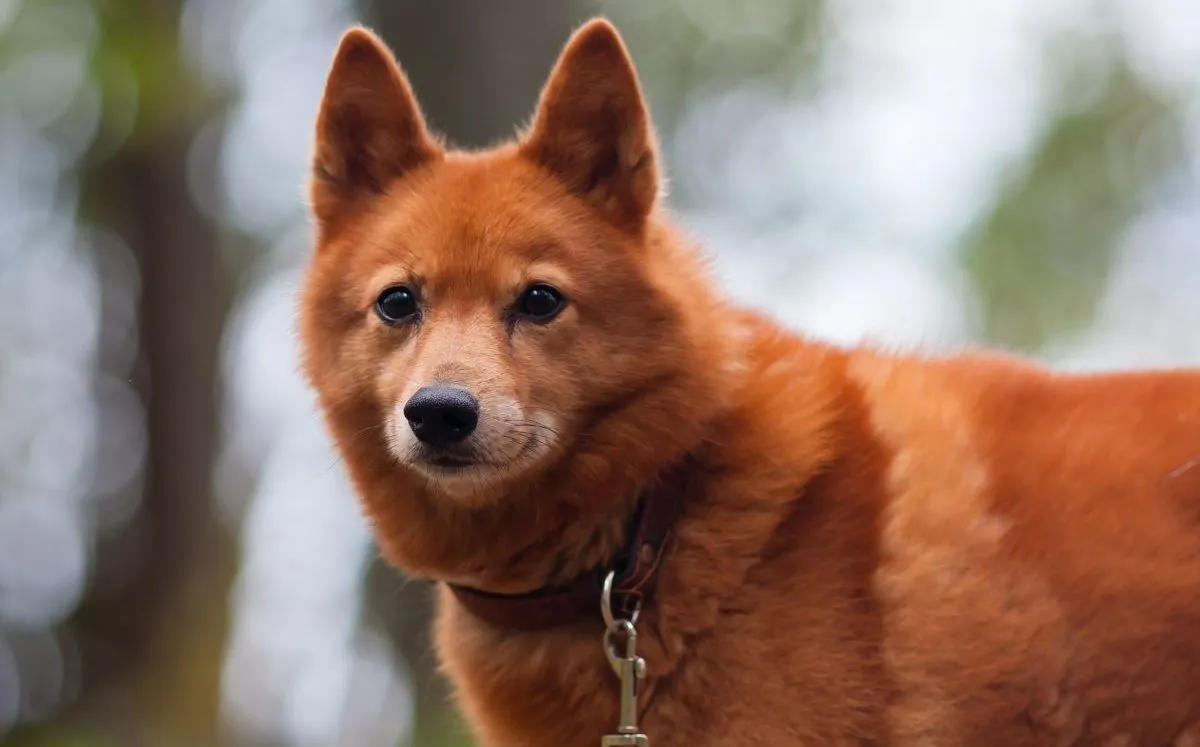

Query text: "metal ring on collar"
[601, 569, 641, 630]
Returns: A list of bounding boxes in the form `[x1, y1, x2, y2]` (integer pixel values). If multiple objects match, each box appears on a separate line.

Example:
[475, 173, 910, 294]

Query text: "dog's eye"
[375, 286, 419, 324]
[516, 284, 566, 322]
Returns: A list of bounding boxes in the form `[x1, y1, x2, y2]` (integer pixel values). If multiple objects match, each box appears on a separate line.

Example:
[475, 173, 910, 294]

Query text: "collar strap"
[448, 457, 692, 631]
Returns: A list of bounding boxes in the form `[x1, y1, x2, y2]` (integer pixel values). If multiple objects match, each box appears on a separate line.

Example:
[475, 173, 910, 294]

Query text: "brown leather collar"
[448, 457, 693, 631]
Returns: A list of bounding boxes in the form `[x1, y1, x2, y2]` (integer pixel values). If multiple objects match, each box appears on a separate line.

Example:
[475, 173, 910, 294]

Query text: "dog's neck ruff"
[448, 457, 693, 631]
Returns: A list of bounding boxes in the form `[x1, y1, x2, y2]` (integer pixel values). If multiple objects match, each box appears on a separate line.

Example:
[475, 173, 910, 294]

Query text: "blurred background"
[1, 0, 1199, 745]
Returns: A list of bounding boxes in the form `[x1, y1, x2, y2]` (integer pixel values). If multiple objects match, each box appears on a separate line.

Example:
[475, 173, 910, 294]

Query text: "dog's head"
[299, 18, 728, 547]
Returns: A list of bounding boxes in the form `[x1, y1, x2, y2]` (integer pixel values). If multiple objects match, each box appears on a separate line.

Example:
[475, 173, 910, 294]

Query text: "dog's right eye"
[515, 284, 566, 323]
[375, 286, 419, 324]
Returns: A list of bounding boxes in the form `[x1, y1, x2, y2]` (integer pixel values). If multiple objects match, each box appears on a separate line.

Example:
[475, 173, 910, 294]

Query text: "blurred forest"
[0, 0, 1198, 746]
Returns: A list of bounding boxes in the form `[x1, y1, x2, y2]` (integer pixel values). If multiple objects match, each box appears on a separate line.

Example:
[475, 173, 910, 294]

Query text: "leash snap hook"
[600, 571, 649, 747]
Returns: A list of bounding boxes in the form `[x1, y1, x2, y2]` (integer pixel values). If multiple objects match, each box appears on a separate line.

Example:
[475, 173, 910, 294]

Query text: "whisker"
[317, 423, 386, 476]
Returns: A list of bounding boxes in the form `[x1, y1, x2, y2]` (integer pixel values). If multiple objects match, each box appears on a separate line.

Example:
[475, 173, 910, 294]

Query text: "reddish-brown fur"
[299, 18, 1200, 747]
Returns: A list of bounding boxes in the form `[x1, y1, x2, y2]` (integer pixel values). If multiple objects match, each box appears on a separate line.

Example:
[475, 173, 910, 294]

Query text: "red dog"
[299, 17, 1200, 746]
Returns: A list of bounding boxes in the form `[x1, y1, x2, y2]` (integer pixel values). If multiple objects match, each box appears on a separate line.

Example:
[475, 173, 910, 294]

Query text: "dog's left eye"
[375, 286, 419, 324]
[515, 284, 566, 322]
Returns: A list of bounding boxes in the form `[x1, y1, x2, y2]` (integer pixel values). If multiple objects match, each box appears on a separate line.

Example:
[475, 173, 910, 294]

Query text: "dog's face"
[300, 20, 702, 506]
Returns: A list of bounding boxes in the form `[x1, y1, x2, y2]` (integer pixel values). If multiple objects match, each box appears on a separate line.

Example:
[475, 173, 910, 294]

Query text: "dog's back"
[847, 352, 1200, 744]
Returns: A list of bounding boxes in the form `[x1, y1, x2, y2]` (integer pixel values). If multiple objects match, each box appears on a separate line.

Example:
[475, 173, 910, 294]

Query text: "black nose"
[403, 385, 480, 446]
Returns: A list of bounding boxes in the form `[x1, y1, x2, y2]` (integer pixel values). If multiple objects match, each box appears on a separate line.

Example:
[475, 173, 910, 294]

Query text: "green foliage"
[600, 0, 825, 135]
[91, 0, 213, 141]
[960, 58, 1184, 352]
[410, 710, 476, 747]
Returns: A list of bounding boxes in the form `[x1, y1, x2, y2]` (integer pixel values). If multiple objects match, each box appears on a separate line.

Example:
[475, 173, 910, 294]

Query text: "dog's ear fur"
[310, 27, 440, 227]
[521, 19, 660, 233]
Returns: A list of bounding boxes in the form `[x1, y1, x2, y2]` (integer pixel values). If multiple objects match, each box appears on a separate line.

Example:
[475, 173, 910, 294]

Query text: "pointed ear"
[310, 27, 439, 225]
[520, 19, 659, 232]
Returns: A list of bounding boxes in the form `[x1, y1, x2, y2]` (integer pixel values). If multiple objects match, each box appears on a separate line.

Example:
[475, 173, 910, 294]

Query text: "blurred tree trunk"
[357, 0, 585, 742]
[364, 0, 587, 148]
[68, 2, 233, 745]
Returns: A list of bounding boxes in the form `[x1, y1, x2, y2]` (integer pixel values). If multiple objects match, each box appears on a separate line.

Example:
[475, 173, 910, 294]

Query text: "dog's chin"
[408, 460, 521, 505]
[402, 440, 557, 505]
[408, 460, 500, 503]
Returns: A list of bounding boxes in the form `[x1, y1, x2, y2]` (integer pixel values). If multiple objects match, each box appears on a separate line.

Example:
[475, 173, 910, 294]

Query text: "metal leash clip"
[600, 571, 649, 747]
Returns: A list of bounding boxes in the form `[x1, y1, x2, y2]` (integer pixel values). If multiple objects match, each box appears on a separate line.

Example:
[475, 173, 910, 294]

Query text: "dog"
[298, 17, 1200, 747]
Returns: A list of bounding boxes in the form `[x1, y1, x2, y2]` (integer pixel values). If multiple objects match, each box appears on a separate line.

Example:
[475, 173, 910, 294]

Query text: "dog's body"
[299, 18, 1200, 747]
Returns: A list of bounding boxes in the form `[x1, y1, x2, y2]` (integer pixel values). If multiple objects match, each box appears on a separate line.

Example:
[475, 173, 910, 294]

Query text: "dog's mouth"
[422, 453, 477, 471]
